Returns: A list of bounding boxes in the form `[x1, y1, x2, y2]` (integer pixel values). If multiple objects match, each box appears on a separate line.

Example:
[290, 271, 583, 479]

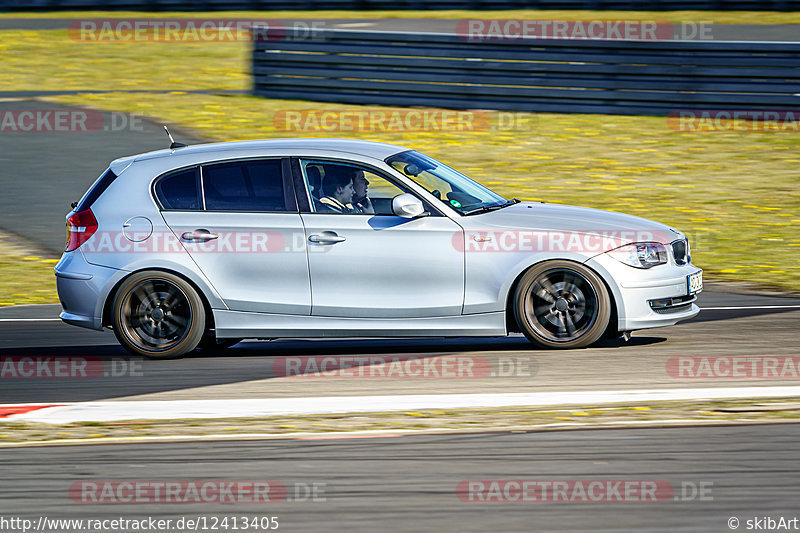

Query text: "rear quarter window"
[154, 167, 201, 210]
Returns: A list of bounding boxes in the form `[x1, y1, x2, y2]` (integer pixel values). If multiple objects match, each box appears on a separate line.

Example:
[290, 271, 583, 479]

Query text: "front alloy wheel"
[111, 271, 206, 359]
[514, 261, 611, 349]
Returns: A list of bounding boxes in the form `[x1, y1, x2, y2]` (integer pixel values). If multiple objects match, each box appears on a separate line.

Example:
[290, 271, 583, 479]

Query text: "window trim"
[290, 158, 310, 213]
[290, 157, 444, 217]
[198, 165, 207, 211]
[151, 157, 297, 213]
[281, 158, 299, 213]
[152, 165, 202, 212]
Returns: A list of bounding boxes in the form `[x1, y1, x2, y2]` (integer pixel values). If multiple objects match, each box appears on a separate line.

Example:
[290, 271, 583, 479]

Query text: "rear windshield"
[75, 168, 117, 212]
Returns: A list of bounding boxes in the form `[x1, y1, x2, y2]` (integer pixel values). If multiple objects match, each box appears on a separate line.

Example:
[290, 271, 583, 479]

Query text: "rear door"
[157, 158, 311, 315]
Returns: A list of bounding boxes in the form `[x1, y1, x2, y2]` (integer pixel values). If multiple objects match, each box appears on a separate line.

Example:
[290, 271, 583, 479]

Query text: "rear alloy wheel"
[514, 261, 610, 349]
[112, 271, 205, 359]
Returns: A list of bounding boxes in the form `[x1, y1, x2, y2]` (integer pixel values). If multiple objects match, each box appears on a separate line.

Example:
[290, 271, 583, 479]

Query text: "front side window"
[155, 167, 201, 210]
[299, 160, 407, 215]
[202, 159, 287, 212]
[386, 150, 507, 215]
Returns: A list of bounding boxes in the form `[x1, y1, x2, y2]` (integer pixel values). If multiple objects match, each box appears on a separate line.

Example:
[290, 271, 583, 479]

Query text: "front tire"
[111, 271, 206, 359]
[514, 261, 610, 349]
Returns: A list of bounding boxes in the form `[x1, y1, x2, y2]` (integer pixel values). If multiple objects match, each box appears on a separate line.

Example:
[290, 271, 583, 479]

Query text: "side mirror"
[392, 193, 426, 218]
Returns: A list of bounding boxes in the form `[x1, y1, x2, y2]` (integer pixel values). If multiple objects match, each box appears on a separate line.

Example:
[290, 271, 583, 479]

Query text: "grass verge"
[0, 232, 59, 306]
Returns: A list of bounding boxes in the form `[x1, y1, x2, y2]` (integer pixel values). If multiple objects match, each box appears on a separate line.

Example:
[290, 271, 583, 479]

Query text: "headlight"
[607, 242, 668, 269]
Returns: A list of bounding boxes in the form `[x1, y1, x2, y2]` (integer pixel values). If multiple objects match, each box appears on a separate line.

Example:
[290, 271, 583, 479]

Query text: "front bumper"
[55, 251, 121, 331]
[586, 253, 702, 332]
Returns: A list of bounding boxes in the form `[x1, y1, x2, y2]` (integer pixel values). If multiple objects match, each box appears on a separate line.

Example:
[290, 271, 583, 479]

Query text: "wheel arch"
[101, 267, 217, 333]
[504, 258, 619, 336]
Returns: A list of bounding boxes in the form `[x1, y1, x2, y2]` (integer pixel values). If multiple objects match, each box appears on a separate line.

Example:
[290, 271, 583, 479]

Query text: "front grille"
[671, 239, 688, 265]
[649, 294, 696, 314]
[652, 303, 693, 314]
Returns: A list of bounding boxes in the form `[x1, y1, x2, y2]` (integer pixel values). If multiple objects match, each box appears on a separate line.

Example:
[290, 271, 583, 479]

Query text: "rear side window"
[155, 167, 201, 210]
[75, 168, 117, 212]
[203, 159, 287, 212]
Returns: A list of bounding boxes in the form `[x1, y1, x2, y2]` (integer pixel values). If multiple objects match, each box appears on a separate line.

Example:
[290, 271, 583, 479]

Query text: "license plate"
[687, 271, 703, 295]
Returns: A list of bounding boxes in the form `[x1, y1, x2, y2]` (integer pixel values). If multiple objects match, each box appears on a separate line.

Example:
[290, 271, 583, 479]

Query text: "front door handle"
[308, 232, 346, 244]
[182, 229, 218, 242]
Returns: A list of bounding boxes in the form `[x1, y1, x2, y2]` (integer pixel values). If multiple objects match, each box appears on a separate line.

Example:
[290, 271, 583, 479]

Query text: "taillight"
[65, 209, 98, 252]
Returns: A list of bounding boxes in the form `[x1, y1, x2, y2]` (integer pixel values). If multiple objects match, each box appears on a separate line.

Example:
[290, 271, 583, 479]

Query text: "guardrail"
[252, 30, 800, 116]
[2, 0, 800, 9]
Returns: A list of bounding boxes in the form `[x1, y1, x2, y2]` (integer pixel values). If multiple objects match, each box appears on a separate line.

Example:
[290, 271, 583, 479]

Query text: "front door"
[296, 159, 464, 318]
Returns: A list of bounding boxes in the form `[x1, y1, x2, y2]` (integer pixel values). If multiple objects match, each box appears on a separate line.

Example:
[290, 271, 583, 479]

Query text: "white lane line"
[334, 22, 377, 28]
[8, 386, 800, 424]
[701, 305, 800, 310]
[0, 318, 62, 322]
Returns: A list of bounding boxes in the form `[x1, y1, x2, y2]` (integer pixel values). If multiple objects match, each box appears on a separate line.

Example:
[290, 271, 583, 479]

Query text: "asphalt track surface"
[1, 17, 799, 42]
[2, 17, 799, 533]
[0, 99, 203, 253]
[1, 286, 799, 404]
[0, 424, 799, 532]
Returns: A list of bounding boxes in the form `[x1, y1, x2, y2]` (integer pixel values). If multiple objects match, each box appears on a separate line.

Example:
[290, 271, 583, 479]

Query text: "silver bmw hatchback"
[56, 138, 702, 358]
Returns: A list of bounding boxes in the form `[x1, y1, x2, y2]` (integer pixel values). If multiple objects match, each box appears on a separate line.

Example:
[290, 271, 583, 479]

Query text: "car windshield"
[386, 150, 508, 215]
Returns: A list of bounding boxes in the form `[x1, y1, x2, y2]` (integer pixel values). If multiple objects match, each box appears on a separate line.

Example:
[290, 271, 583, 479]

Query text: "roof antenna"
[163, 125, 187, 149]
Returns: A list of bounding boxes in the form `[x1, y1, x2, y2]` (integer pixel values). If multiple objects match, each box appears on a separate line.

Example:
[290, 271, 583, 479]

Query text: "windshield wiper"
[462, 198, 520, 216]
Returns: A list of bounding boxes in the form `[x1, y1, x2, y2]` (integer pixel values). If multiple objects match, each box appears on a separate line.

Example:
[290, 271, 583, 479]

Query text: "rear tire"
[514, 261, 610, 349]
[111, 271, 205, 359]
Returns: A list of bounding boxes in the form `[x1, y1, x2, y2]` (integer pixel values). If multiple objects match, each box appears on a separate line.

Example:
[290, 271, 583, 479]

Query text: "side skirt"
[212, 310, 507, 338]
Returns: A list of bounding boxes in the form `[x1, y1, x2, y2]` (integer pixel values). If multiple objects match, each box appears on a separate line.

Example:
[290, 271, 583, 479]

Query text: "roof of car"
[112, 138, 409, 168]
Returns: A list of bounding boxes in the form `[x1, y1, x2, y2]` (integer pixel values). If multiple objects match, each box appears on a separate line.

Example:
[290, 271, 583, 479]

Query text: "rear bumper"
[586, 254, 702, 332]
[59, 310, 102, 330]
[55, 251, 121, 331]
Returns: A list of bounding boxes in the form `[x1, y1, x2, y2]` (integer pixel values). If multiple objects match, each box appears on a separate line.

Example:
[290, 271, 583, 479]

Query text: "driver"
[319, 166, 356, 214]
[351, 169, 374, 214]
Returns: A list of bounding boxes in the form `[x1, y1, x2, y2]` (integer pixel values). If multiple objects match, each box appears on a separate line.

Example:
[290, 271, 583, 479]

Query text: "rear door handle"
[308, 232, 346, 244]
[182, 229, 218, 242]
